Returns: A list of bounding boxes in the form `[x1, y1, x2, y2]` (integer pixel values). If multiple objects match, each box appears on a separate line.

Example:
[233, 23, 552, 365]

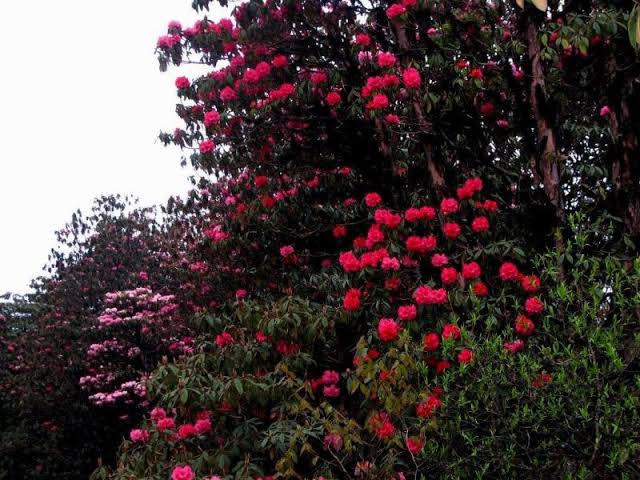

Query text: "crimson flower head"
[499, 262, 520, 281]
[458, 349, 474, 364]
[378, 318, 400, 342]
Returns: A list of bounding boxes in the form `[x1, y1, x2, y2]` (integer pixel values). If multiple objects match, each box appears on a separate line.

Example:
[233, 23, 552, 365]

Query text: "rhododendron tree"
[3, 0, 640, 478]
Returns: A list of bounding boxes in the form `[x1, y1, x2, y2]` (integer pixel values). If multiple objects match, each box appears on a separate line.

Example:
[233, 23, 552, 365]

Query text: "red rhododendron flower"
[130, 429, 150, 443]
[440, 198, 459, 215]
[521, 274, 541, 292]
[326, 91, 341, 106]
[407, 436, 424, 455]
[175, 76, 190, 89]
[157, 417, 175, 431]
[280, 245, 295, 257]
[204, 110, 220, 127]
[469, 68, 484, 80]
[442, 324, 461, 340]
[367, 94, 389, 110]
[525, 297, 544, 314]
[386, 3, 406, 19]
[323, 384, 340, 397]
[377, 52, 397, 68]
[178, 423, 197, 439]
[443, 222, 462, 239]
[339, 251, 361, 272]
[471, 216, 490, 233]
[272, 55, 288, 68]
[423, 332, 440, 351]
[355, 33, 371, 46]
[215, 332, 234, 347]
[343, 288, 361, 311]
[220, 86, 237, 102]
[514, 314, 535, 336]
[255, 331, 269, 343]
[406, 235, 437, 254]
[481, 199, 498, 212]
[321, 370, 340, 384]
[462, 262, 482, 280]
[414, 286, 448, 305]
[416, 396, 441, 418]
[378, 318, 400, 341]
[365, 192, 382, 207]
[332, 225, 347, 238]
[172, 466, 195, 480]
[402, 67, 421, 88]
[499, 262, 520, 281]
[199, 139, 215, 154]
[441, 267, 458, 285]
[473, 281, 489, 296]
[397, 304, 417, 321]
[370, 412, 396, 439]
[431, 253, 449, 267]
[458, 349, 474, 364]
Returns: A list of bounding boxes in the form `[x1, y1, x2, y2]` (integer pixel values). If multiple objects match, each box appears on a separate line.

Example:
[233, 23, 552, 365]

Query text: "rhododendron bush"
[3, 0, 640, 478]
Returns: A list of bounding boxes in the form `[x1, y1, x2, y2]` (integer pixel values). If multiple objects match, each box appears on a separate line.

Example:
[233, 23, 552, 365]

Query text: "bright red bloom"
[367, 94, 389, 110]
[407, 436, 424, 455]
[458, 349, 474, 364]
[440, 198, 459, 215]
[272, 55, 288, 68]
[443, 222, 462, 239]
[473, 281, 489, 296]
[402, 67, 421, 88]
[326, 91, 341, 106]
[525, 297, 544, 314]
[499, 262, 520, 281]
[462, 262, 482, 280]
[414, 286, 448, 305]
[339, 251, 361, 272]
[431, 253, 449, 267]
[386, 3, 406, 19]
[323, 385, 340, 397]
[416, 396, 441, 418]
[378, 318, 400, 342]
[442, 323, 461, 340]
[471, 216, 490, 232]
[199, 139, 215, 154]
[343, 288, 362, 311]
[370, 412, 396, 439]
[406, 235, 437, 254]
[397, 304, 417, 321]
[355, 33, 371, 46]
[441, 267, 458, 285]
[423, 332, 440, 351]
[514, 314, 535, 336]
[204, 110, 220, 127]
[521, 274, 541, 292]
[172, 466, 195, 480]
[364, 192, 382, 208]
[377, 52, 397, 68]
[215, 332, 234, 347]
[175, 76, 190, 89]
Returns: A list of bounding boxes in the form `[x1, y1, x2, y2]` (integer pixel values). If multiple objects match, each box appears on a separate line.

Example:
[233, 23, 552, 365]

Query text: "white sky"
[0, 1, 222, 294]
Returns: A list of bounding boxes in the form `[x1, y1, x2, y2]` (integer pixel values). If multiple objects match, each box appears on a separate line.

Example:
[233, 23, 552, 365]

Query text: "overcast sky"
[0, 1, 223, 294]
